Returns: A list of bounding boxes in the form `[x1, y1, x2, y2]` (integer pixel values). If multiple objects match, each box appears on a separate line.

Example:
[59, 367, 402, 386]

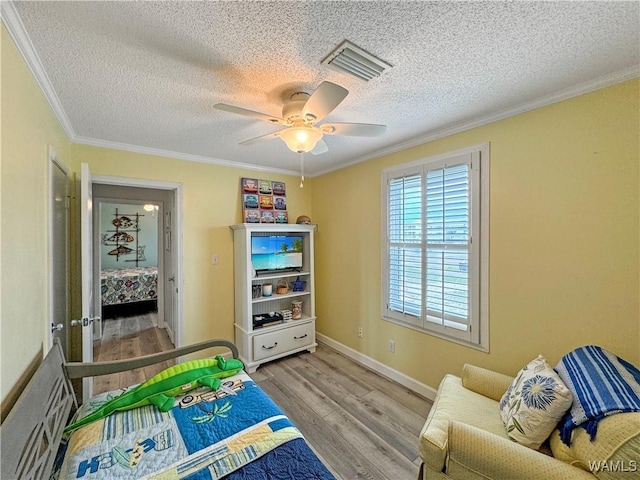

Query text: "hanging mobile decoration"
[299, 152, 305, 188]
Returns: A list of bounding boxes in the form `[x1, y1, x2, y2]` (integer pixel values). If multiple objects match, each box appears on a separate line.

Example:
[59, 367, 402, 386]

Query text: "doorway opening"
[90, 181, 182, 394]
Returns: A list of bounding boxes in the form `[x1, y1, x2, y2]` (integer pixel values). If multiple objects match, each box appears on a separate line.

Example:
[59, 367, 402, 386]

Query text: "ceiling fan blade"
[321, 122, 386, 137]
[239, 130, 283, 146]
[302, 82, 348, 123]
[310, 139, 328, 155]
[214, 103, 285, 125]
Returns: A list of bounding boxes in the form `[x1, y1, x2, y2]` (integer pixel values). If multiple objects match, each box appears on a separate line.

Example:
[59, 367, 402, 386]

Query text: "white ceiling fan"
[214, 81, 386, 155]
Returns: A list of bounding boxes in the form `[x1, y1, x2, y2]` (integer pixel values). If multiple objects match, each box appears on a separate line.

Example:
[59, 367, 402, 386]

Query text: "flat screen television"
[251, 235, 303, 273]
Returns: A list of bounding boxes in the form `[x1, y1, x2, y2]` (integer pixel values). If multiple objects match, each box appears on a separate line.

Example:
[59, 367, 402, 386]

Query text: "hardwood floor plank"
[362, 389, 427, 438]
[93, 372, 120, 394]
[120, 315, 140, 338]
[258, 357, 339, 418]
[313, 346, 430, 416]
[254, 344, 432, 480]
[322, 408, 418, 479]
[296, 352, 373, 398]
[293, 358, 420, 462]
[157, 329, 175, 353]
[257, 374, 387, 480]
[119, 336, 145, 387]
[98, 319, 121, 359]
[247, 368, 271, 382]
[93, 318, 122, 392]
[137, 314, 174, 378]
[92, 313, 174, 395]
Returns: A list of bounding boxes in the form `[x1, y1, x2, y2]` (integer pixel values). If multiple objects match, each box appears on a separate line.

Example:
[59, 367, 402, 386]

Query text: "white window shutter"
[425, 162, 471, 339]
[385, 169, 422, 326]
[382, 145, 488, 350]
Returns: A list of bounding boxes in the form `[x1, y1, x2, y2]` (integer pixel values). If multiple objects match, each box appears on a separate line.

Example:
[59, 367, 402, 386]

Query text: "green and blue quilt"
[54, 371, 334, 480]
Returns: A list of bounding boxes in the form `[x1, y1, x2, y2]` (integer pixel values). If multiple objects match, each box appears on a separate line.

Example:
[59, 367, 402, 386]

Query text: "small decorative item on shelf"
[291, 300, 303, 320]
[296, 215, 311, 225]
[253, 312, 283, 328]
[276, 279, 289, 295]
[252, 284, 262, 299]
[262, 283, 273, 297]
[281, 309, 293, 322]
[291, 276, 306, 292]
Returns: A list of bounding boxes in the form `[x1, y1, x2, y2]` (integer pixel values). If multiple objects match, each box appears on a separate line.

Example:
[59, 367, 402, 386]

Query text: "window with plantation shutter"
[388, 168, 423, 325]
[382, 144, 489, 350]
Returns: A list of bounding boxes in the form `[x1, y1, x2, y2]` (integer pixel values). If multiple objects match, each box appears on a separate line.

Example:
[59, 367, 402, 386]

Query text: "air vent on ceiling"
[321, 40, 392, 82]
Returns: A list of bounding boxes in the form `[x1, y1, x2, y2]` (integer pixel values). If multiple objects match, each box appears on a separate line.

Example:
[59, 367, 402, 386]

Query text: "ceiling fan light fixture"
[280, 126, 323, 153]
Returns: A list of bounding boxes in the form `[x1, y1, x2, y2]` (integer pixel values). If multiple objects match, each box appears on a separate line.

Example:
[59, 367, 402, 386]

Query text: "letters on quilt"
[56, 373, 303, 480]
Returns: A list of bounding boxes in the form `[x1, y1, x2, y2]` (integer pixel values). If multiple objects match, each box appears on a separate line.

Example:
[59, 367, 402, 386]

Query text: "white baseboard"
[316, 333, 437, 401]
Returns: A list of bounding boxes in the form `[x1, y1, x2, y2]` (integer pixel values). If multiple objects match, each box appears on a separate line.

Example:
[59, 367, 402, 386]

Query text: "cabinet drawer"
[252, 322, 314, 361]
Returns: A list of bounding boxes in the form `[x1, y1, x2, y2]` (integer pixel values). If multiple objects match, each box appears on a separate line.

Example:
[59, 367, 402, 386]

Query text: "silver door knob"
[51, 323, 64, 333]
[71, 316, 101, 327]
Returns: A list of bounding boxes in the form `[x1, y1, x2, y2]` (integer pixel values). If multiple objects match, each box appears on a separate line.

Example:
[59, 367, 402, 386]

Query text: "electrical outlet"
[358, 327, 363, 338]
[387, 339, 395, 353]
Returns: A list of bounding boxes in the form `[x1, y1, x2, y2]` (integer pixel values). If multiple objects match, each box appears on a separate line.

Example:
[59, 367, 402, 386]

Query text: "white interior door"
[78, 162, 99, 401]
[49, 150, 70, 357]
[163, 198, 176, 343]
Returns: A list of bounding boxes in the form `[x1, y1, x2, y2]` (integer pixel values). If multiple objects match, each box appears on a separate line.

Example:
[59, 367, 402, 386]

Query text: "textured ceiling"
[5, 1, 639, 176]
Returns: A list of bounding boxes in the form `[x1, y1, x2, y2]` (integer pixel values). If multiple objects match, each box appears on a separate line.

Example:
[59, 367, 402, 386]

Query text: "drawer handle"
[294, 334, 308, 340]
[262, 342, 278, 350]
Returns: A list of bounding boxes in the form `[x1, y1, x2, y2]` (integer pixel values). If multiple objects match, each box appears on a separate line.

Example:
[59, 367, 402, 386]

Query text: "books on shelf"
[252, 312, 283, 328]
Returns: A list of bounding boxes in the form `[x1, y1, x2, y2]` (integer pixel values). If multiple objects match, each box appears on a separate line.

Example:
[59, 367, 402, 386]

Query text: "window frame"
[381, 143, 490, 351]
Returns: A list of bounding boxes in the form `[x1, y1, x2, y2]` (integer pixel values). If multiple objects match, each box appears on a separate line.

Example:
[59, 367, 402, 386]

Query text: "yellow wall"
[312, 78, 640, 389]
[66, 145, 313, 347]
[0, 24, 312, 409]
[1, 25, 73, 414]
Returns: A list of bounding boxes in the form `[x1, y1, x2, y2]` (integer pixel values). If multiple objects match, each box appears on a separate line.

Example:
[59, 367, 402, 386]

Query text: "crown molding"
[72, 135, 300, 177]
[1, 0, 76, 139]
[4, 0, 637, 179]
[311, 65, 640, 177]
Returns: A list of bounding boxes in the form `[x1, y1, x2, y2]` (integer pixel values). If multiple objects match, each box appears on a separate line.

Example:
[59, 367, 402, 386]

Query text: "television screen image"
[251, 236, 303, 272]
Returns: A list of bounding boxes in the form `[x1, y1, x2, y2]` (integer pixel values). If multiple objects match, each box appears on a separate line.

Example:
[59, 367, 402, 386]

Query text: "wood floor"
[251, 344, 432, 480]
[92, 312, 175, 394]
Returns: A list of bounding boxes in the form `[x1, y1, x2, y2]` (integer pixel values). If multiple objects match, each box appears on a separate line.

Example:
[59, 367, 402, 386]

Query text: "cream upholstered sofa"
[418, 364, 640, 480]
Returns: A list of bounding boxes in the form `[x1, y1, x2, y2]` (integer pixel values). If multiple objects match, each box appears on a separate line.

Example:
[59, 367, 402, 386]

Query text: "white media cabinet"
[231, 223, 317, 373]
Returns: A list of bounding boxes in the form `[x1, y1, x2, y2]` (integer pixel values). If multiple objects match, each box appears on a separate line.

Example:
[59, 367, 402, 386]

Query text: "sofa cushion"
[419, 374, 508, 471]
[499, 354, 573, 450]
[549, 412, 640, 480]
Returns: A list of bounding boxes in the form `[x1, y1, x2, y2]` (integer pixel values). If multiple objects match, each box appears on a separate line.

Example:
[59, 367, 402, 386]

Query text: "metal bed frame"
[0, 339, 238, 480]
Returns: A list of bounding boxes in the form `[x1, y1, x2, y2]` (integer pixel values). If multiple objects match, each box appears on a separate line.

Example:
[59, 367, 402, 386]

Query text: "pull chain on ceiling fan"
[214, 81, 386, 156]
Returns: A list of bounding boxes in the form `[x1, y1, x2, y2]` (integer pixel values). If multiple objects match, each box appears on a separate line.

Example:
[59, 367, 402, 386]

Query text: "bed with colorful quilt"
[101, 267, 158, 306]
[0, 339, 335, 480]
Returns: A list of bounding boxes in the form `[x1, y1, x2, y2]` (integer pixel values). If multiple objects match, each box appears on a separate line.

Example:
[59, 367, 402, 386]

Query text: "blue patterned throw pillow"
[499, 355, 573, 449]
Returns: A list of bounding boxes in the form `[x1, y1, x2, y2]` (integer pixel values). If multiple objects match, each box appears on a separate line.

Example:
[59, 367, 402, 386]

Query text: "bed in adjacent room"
[101, 266, 159, 319]
[101, 266, 158, 306]
[0, 339, 335, 480]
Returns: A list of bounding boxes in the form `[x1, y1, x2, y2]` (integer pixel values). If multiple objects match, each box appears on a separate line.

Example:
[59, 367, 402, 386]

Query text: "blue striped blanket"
[555, 345, 640, 446]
